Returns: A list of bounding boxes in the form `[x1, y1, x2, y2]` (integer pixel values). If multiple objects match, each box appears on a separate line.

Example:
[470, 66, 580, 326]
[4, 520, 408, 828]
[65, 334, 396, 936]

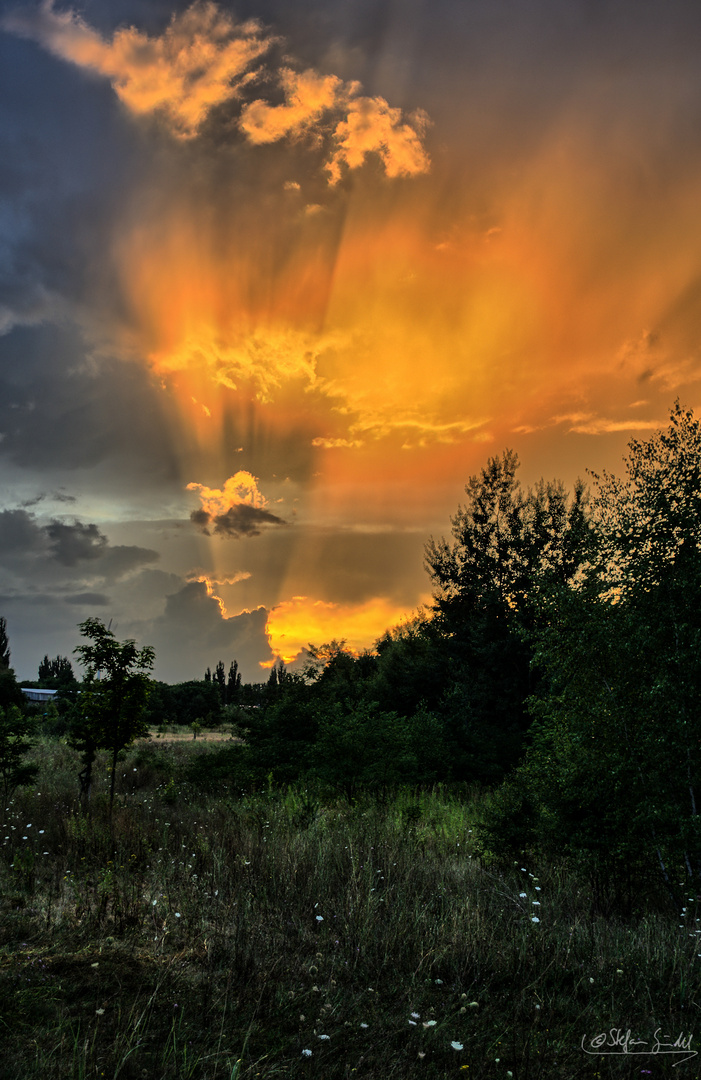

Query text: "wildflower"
[318, 1034, 330, 1040]
[531, 916, 540, 923]
[435, 978, 443, 984]
[469, 1001, 479, 1009]
[451, 1041, 464, 1050]
[91, 962, 99, 968]
[409, 1020, 418, 1026]
[175, 912, 181, 918]
[519, 892, 527, 898]
[423, 1020, 437, 1027]
[360, 1023, 368, 1029]
[411, 1012, 420, 1018]
[95, 1008, 105, 1015]
[532, 901, 541, 906]
[616, 969, 623, 975]
[316, 915, 324, 922]
[417, 1051, 426, 1059]
[301, 1049, 312, 1057]
[589, 977, 594, 984]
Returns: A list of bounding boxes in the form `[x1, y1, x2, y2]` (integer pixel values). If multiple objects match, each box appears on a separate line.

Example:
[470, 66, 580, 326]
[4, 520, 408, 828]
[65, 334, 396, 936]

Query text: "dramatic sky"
[2, 0, 701, 682]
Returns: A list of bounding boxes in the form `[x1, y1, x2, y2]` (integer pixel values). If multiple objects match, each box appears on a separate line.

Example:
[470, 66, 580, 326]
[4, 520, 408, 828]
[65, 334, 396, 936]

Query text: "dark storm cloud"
[143, 579, 272, 681]
[45, 520, 107, 564]
[191, 503, 287, 538]
[0, 507, 158, 577]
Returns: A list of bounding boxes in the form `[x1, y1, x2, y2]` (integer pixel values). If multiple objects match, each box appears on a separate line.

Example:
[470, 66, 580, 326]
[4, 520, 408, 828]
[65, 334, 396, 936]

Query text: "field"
[1, 735, 700, 1079]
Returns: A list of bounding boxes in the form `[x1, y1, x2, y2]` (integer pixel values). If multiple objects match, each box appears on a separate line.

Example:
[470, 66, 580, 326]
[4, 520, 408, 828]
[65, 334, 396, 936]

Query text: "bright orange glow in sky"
[4, 0, 701, 680]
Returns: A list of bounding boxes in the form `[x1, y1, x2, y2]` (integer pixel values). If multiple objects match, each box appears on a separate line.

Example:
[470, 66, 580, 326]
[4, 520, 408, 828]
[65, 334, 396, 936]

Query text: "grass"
[0, 735, 700, 1078]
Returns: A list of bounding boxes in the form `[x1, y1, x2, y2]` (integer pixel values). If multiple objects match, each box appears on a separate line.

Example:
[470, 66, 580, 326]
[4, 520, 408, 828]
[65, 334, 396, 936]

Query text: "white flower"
[532, 901, 541, 906]
[535, 885, 541, 891]
[360, 1023, 369, 1029]
[435, 978, 443, 984]
[316, 915, 324, 922]
[411, 1012, 420, 1018]
[95, 1008, 105, 1016]
[318, 1034, 330, 1040]
[451, 1041, 463, 1050]
[519, 892, 527, 898]
[409, 1020, 417, 1026]
[423, 1020, 437, 1027]
[531, 916, 540, 923]
[175, 912, 181, 918]
[301, 1048, 312, 1057]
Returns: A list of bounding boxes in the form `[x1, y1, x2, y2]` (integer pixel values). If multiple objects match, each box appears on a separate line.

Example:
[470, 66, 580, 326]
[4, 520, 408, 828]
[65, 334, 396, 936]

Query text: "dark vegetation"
[2, 402, 701, 1077]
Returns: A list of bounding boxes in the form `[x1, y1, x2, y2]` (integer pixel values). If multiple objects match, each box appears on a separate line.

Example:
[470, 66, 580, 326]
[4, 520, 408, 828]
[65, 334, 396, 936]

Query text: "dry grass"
[0, 737, 700, 1079]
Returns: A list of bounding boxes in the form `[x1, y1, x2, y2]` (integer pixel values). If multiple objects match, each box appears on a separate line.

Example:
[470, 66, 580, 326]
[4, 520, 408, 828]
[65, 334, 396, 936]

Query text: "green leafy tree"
[37, 654, 77, 689]
[424, 450, 591, 781]
[71, 618, 155, 813]
[485, 405, 701, 910]
[0, 705, 38, 802]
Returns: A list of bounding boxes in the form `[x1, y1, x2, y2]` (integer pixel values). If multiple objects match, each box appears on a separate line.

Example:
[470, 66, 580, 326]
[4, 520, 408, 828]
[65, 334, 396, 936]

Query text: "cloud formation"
[240, 67, 430, 183]
[4, 0, 270, 138]
[188, 471, 287, 537]
[4, 1, 430, 184]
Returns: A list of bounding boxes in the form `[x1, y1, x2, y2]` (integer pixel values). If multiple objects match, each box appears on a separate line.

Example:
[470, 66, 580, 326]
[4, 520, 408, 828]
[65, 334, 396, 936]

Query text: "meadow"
[1, 734, 700, 1080]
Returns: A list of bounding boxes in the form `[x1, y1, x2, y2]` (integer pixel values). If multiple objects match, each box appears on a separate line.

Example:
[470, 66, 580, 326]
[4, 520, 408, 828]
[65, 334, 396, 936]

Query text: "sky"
[2, 0, 701, 683]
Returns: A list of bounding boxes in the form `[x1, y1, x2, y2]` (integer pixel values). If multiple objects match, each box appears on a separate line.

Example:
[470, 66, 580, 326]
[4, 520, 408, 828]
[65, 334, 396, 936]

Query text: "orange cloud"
[327, 99, 431, 184]
[240, 68, 344, 143]
[6, 1, 269, 138]
[265, 595, 414, 665]
[187, 472, 287, 538]
[187, 471, 268, 516]
[240, 69, 431, 184]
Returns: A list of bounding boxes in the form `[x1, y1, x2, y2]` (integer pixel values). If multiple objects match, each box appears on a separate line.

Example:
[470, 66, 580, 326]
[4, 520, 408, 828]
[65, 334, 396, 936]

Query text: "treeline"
[3, 401, 701, 910]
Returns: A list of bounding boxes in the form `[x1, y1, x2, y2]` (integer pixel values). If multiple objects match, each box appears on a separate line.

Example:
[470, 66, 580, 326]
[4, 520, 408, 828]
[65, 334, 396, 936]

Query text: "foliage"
[484, 404, 701, 909]
[71, 618, 155, 812]
[37, 654, 76, 689]
[423, 450, 591, 783]
[0, 616, 10, 670]
[0, 705, 38, 802]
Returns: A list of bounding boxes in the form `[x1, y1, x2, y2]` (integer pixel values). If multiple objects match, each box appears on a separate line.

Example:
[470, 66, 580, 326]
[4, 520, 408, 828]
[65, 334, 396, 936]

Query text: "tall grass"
[0, 736, 700, 1078]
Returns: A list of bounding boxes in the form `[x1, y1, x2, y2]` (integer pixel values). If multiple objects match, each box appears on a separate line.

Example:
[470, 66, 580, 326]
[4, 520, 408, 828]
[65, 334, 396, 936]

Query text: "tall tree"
[424, 450, 591, 780]
[0, 617, 10, 670]
[71, 618, 155, 814]
[214, 660, 226, 698]
[486, 404, 701, 909]
[226, 660, 242, 704]
[38, 654, 76, 688]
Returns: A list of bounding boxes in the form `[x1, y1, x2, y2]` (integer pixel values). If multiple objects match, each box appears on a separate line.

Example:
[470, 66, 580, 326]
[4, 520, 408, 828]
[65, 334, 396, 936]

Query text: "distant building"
[21, 688, 59, 703]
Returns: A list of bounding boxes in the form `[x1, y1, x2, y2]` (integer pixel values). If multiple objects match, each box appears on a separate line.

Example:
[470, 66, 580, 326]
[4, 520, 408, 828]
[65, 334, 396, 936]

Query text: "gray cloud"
[191, 503, 287, 538]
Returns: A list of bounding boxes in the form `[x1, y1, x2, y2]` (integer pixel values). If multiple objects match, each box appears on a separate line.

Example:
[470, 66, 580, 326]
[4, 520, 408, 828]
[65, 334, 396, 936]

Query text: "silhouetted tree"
[0, 617, 10, 670]
[38, 654, 76, 689]
[214, 660, 226, 698]
[71, 618, 154, 814]
[226, 660, 242, 704]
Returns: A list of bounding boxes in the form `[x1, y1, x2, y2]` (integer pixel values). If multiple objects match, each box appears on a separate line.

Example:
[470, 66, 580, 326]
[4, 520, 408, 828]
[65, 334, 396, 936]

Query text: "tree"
[71, 618, 155, 814]
[214, 660, 226, 698]
[484, 405, 701, 910]
[0, 617, 10, 670]
[424, 450, 591, 781]
[38, 654, 76, 689]
[0, 706, 38, 802]
[226, 660, 242, 704]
